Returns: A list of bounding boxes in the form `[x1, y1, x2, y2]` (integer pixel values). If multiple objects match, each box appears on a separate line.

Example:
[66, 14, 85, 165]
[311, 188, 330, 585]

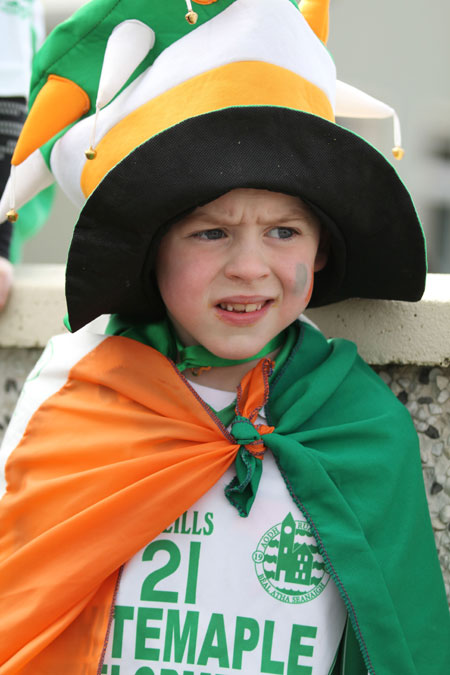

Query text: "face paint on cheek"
[294, 263, 314, 305]
[294, 263, 308, 295]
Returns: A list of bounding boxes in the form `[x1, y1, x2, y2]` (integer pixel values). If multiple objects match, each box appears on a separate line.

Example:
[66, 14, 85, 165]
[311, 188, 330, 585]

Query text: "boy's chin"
[206, 338, 274, 362]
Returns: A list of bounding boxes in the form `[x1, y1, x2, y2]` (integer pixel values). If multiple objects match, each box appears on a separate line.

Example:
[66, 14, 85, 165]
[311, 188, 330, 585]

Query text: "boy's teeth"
[220, 302, 264, 312]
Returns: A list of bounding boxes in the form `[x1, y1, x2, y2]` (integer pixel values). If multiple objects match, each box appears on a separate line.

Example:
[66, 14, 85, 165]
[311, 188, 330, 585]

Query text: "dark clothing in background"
[0, 97, 27, 259]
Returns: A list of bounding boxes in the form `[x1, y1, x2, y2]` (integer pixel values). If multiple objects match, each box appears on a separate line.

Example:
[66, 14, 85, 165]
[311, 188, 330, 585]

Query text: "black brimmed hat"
[0, 0, 426, 331]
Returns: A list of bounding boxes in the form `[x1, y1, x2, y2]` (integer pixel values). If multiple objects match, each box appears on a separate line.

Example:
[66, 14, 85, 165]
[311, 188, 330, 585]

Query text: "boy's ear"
[314, 250, 328, 272]
[314, 229, 330, 272]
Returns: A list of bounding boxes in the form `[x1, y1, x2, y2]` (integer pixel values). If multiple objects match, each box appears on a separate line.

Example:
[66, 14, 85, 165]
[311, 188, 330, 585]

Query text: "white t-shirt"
[101, 381, 347, 675]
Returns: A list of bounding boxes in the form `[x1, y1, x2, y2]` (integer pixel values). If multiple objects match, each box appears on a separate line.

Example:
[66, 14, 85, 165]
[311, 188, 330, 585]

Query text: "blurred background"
[20, 0, 450, 273]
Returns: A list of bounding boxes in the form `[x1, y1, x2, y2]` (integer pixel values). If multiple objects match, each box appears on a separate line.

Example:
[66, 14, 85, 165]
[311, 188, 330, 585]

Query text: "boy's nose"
[224, 243, 270, 282]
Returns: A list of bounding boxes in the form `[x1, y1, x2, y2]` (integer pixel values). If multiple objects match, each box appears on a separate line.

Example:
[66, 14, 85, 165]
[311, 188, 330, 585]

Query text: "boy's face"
[156, 188, 327, 359]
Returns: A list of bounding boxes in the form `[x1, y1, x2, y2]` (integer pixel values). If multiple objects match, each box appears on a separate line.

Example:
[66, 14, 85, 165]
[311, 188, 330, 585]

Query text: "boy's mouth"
[214, 298, 273, 324]
[217, 301, 267, 313]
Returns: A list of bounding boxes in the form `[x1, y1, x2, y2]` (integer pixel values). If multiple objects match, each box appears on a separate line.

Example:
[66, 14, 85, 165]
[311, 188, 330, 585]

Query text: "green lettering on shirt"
[287, 624, 317, 675]
[203, 512, 214, 535]
[261, 620, 284, 674]
[112, 605, 135, 658]
[232, 616, 260, 669]
[141, 541, 181, 604]
[135, 607, 163, 660]
[192, 511, 203, 535]
[163, 609, 199, 664]
[197, 613, 230, 668]
[180, 512, 192, 534]
[185, 542, 201, 604]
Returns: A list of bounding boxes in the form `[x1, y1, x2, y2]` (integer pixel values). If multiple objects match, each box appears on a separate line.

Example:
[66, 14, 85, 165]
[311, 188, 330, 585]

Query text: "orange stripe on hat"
[81, 60, 334, 198]
[12, 75, 90, 166]
[0, 336, 270, 673]
[299, 0, 330, 44]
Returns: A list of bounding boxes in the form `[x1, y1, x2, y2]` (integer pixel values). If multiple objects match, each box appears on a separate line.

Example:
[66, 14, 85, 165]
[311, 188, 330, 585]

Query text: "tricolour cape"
[0, 323, 449, 674]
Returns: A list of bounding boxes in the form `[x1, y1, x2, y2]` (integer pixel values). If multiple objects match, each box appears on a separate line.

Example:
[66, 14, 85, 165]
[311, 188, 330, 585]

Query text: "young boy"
[0, 1, 449, 674]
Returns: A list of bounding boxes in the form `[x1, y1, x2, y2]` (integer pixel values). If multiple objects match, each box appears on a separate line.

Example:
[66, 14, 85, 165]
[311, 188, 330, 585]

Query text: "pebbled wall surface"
[373, 363, 450, 602]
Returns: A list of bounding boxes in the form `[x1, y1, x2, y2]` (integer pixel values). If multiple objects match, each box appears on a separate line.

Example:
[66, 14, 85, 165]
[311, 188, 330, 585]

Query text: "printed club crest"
[252, 513, 330, 604]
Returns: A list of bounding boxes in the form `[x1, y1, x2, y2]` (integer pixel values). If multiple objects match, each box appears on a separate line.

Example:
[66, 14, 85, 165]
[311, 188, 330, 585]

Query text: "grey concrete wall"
[329, 0, 450, 273]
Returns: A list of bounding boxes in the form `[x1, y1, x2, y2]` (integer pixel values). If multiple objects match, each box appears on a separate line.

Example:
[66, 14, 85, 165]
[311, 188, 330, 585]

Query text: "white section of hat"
[50, 0, 336, 208]
[335, 81, 394, 119]
[0, 149, 54, 222]
[96, 20, 156, 110]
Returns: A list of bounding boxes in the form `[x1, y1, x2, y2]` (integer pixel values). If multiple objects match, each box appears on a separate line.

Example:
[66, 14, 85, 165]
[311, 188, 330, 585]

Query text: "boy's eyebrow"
[185, 209, 315, 225]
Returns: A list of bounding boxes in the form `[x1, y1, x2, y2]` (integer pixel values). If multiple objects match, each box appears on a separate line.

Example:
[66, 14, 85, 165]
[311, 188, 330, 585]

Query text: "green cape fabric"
[107, 317, 450, 673]
[263, 323, 450, 674]
[106, 314, 287, 373]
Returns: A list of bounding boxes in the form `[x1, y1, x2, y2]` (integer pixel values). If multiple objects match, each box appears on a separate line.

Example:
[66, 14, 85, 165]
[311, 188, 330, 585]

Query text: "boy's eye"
[193, 228, 226, 240]
[267, 227, 298, 239]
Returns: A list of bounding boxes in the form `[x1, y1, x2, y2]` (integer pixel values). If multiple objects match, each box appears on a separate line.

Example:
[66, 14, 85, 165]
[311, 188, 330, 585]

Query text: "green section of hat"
[30, 0, 301, 168]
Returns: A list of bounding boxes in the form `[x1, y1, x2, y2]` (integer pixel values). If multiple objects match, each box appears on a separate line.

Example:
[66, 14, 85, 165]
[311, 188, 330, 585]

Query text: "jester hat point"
[1, 0, 426, 330]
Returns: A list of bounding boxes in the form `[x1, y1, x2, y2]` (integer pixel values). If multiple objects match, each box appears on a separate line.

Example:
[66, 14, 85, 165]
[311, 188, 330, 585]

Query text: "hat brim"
[66, 106, 426, 331]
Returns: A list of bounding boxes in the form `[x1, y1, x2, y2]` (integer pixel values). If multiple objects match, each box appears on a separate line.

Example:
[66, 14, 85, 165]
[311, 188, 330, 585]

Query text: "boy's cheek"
[157, 257, 200, 300]
[305, 274, 315, 305]
[294, 263, 308, 295]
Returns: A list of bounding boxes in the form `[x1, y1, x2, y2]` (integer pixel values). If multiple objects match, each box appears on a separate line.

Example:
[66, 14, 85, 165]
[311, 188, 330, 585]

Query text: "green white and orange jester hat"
[0, 0, 426, 330]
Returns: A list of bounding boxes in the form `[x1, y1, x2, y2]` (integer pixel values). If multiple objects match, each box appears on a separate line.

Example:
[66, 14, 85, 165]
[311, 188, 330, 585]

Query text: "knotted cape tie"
[225, 358, 275, 516]
[230, 416, 269, 458]
[175, 331, 284, 373]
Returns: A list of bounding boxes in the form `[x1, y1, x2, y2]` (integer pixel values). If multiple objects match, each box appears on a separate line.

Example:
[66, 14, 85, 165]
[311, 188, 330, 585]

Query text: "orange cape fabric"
[0, 336, 272, 674]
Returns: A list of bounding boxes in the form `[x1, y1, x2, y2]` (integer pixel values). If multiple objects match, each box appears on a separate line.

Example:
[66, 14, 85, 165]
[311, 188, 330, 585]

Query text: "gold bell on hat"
[6, 208, 18, 223]
[184, 0, 198, 24]
[392, 146, 405, 160]
[85, 146, 97, 160]
[185, 10, 198, 24]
